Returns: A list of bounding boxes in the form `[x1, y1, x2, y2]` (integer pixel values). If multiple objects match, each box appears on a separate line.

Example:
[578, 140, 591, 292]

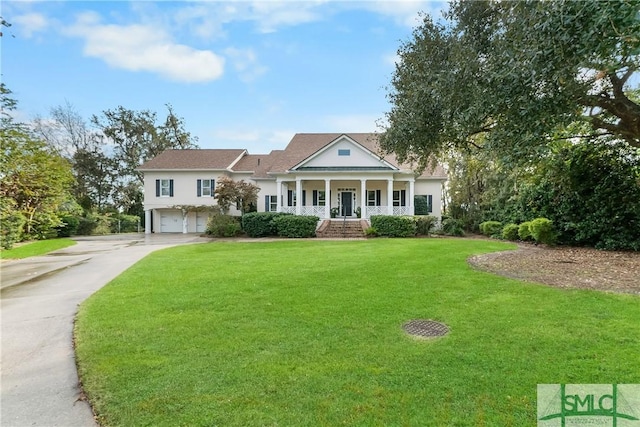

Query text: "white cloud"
[13, 12, 48, 38]
[360, 1, 445, 27]
[66, 12, 225, 83]
[383, 53, 401, 67]
[208, 128, 295, 152]
[224, 47, 268, 83]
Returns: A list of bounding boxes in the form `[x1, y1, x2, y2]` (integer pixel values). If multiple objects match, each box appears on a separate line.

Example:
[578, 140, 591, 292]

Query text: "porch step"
[316, 220, 368, 239]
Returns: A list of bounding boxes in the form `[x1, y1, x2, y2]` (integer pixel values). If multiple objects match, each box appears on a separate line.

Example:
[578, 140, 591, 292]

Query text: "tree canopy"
[379, 0, 640, 167]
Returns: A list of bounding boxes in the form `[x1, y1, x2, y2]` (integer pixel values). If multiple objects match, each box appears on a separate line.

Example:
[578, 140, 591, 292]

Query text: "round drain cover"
[403, 319, 449, 338]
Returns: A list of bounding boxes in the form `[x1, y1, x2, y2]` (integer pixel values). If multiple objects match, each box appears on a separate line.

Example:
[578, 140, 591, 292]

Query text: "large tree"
[33, 102, 116, 211]
[379, 0, 640, 167]
[0, 85, 74, 243]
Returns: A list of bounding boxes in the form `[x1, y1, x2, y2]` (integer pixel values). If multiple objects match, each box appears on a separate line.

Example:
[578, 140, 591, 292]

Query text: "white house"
[138, 133, 447, 233]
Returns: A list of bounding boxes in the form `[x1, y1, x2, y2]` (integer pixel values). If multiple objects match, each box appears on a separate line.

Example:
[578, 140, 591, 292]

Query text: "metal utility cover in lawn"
[403, 319, 449, 338]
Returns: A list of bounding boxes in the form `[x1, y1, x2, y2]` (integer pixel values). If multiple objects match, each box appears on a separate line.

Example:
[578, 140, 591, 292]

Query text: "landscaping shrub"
[502, 223, 520, 241]
[479, 221, 502, 237]
[370, 215, 416, 237]
[364, 227, 377, 237]
[0, 198, 26, 250]
[272, 215, 319, 238]
[56, 214, 80, 237]
[441, 218, 464, 236]
[206, 213, 242, 237]
[529, 217, 557, 245]
[415, 215, 438, 236]
[518, 221, 533, 241]
[242, 212, 291, 237]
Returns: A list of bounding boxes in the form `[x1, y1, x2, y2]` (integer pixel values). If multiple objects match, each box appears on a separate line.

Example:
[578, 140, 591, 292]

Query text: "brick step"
[316, 220, 367, 238]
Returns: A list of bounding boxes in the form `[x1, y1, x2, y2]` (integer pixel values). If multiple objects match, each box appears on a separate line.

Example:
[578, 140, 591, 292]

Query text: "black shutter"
[288, 190, 293, 206]
[265, 195, 270, 212]
[376, 190, 381, 206]
[427, 195, 433, 213]
[401, 190, 406, 206]
[211, 179, 215, 197]
[197, 179, 202, 197]
[169, 179, 174, 197]
[312, 190, 317, 205]
[302, 190, 306, 206]
[155, 179, 160, 197]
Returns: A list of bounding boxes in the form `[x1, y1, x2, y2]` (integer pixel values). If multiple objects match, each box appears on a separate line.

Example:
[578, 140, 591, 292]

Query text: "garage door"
[160, 211, 182, 233]
[196, 213, 209, 233]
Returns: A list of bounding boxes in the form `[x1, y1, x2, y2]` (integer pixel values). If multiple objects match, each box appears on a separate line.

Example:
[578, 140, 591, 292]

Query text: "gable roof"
[138, 133, 447, 179]
[138, 149, 246, 170]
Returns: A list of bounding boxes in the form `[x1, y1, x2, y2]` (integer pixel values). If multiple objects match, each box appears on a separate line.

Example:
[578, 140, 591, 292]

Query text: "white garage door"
[160, 211, 182, 233]
[196, 213, 209, 233]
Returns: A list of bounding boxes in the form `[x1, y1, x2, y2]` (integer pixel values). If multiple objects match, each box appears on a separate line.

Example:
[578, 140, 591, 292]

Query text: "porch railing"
[301, 206, 326, 217]
[365, 206, 390, 217]
[392, 206, 412, 216]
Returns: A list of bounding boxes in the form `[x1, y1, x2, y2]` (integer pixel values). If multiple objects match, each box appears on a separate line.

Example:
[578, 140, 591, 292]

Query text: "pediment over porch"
[291, 134, 397, 171]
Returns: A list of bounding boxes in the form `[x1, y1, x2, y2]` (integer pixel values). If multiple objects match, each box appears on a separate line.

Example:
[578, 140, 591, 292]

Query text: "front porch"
[273, 178, 416, 219]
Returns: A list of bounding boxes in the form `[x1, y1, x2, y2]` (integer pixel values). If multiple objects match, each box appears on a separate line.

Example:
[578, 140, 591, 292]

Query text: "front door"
[341, 192, 353, 216]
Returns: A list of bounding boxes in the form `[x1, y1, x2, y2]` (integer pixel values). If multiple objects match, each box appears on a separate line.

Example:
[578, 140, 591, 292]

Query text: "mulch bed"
[468, 243, 640, 295]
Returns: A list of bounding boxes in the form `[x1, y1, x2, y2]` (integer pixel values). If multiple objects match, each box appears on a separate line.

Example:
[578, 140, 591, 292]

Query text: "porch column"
[324, 179, 331, 219]
[276, 179, 283, 212]
[387, 179, 394, 215]
[144, 209, 151, 234]
[296, 178, 302, 215]
[409, 179, 415, 215]
[360, 179, 367, 219]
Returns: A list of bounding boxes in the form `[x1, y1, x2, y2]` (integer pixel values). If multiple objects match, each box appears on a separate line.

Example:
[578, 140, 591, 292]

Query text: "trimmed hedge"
[518, 221, 533, 241]
[272, 215, 319, 238]
[502, 223, 520, 241]
[530, 217, 556, 245]
[370, 215, 416, 237]
[479, 221, 502, 236]
[242, 212, 291, 237]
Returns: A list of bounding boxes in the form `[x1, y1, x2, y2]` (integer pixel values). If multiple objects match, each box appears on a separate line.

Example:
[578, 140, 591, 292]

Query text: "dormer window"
[338, 149, 350, 156]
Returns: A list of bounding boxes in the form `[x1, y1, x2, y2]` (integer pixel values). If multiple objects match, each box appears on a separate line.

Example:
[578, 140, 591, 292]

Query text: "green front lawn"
[75, 239, 640, 426]
[0, 238, 76, 259]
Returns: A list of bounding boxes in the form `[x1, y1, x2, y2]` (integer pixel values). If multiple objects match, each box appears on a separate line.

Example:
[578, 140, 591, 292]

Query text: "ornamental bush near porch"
[370, 215, 416, 237]
[241, 212, 291, 237]
[272, 215, 319, 238]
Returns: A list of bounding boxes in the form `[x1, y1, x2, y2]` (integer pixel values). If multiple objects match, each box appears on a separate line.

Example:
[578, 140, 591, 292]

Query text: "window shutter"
[302, 190, 306, 206]
[197, 179, 202, 197]
[287, 190, 293, 206]
[211, 179, 215, 197]
[169, 179, 174, 197]
[265, 195, 270, 212]
[427, 195, 433, 213]
[401, 190, 406, 206]
[376, 190, 381, 206]
[155, 179, 160, 197]
[313, 190, 317, 205]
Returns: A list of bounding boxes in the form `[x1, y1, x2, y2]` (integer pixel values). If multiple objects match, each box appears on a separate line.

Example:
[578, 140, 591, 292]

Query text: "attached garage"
[159, 210, 182, 233]
[195, 212, 209, 233]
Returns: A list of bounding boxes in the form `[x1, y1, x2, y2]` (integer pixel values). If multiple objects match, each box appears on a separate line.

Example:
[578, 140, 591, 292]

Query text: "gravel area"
[468, 243, 640, 295]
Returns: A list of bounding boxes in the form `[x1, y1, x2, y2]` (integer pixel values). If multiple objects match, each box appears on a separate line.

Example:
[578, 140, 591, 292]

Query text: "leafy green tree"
[0, 85, 74, 240]
[91, 104, 198, 184]
[380, 0, 640, 167]
[33, 103, 117, 211]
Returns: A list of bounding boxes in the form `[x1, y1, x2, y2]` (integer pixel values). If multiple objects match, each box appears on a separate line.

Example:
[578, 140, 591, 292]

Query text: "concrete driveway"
[1, 233, 208, 427]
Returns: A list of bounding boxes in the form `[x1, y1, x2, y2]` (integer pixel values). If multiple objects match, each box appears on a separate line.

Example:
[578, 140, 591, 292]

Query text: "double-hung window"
[312, 190, 326, 206]
[156, 179, 174, 197]
[264, 195, 278, 212]
[393, 190, 407, 207]
[367, 190, 379, 206]
[197, 179, 215, 197]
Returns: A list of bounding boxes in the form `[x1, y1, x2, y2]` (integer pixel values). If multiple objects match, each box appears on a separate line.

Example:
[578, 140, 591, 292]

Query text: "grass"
[74, 239, 640, 427]
[0, 238, 76, 259]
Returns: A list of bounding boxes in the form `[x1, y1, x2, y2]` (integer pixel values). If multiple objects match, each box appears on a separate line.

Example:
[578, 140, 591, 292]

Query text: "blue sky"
[2, 1, 446, 153]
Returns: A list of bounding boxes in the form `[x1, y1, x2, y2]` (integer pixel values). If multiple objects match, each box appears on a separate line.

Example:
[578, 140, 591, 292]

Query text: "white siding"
[303, 138, 386, 168]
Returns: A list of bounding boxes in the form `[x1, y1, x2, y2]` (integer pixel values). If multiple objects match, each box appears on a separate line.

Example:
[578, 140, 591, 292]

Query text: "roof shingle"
[138, 149, 246, 170]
